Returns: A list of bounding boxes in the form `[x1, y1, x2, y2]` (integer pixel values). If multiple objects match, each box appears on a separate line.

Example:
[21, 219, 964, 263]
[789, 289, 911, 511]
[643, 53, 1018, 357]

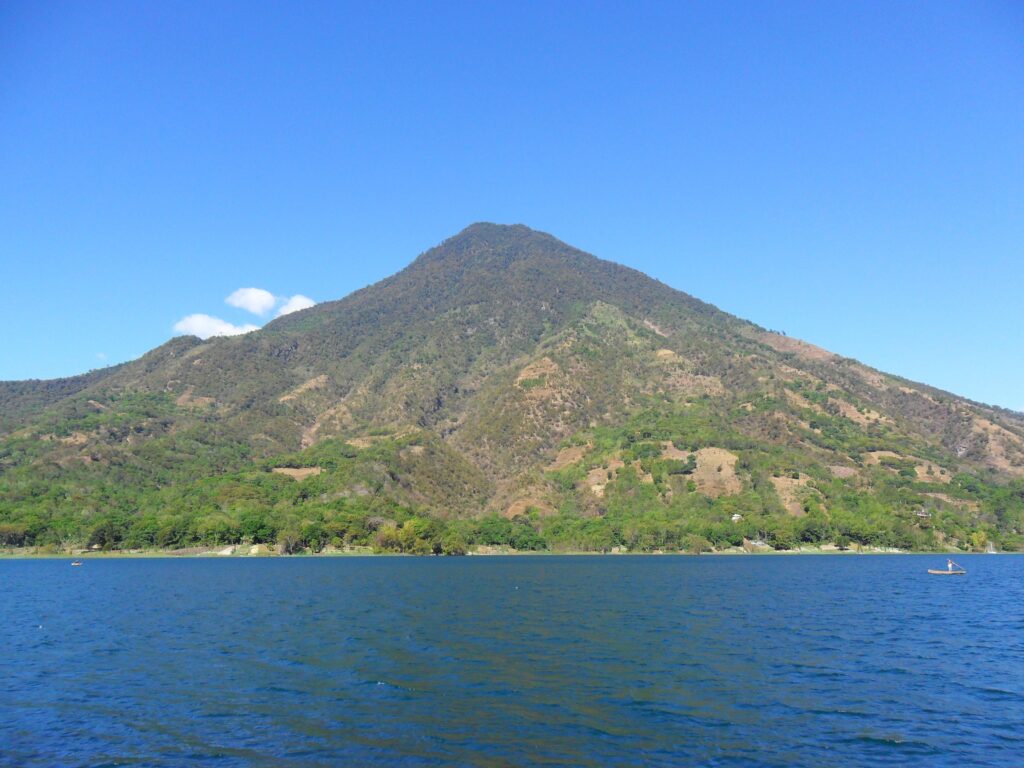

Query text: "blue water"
[2, 555, 1023, 767]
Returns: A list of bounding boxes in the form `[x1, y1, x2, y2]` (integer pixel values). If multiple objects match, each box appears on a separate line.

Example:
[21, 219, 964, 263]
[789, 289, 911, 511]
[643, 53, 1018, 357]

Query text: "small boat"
[928, 568, 965, 575]
[70, 561, 83, 566]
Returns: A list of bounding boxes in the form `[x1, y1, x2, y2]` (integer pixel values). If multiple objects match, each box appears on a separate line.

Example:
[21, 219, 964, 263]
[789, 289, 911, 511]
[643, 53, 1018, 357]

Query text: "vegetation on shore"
[2, 425, 1021, 556]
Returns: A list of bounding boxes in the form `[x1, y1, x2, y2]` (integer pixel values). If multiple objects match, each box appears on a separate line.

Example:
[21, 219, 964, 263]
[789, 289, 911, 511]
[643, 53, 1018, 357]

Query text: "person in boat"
[947, 559, 954, 572]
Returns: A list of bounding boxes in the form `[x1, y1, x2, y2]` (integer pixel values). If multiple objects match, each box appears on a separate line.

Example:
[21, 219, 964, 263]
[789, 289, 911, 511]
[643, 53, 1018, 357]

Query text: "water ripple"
[3, 554, 1024, 766]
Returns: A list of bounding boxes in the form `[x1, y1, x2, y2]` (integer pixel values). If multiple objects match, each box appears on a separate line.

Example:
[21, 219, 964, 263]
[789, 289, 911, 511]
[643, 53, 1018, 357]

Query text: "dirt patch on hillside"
[865, 451, 901, 465]
[344, 429, 416, 450]
[785, 389, 826, 415]
[57, 453, 94, 467]
[346, 436, 377, 449]
[271, 467, 323, 481]
[644, 319, 669, 337]
[774, 364, 816, 384]
[924, 492, 980, 512]
[831, 398, 887, 427]
[86, 400, 108, 411]
[650, 349, 724, 397]
[692, 448, 741, 497]
[301, 402, 354, 448]
[915, 462, 950, 484]
[587, 459, 625, 497]
[59, 432, 89, 446]
[792, 415, 816, 433]
[663, 371, 725, 398]
[632, 460, 655, 484]
[866, 450, 919, 473]
[661, 441, 688, 460]
[906, 389, 943, 407]
[764, 410, 815, 437]
[503, 498, 556, 519]
[771, 475, 812, 516]
[175, 386, 215, 408]
[973, 418, 1024, 475]
[516, 357, 558, 384]
[279, 375, 328, 403]
[852, 366, 889, 390]
[865, 451, 951, 482]
[547, 444, 589, 471]
[516, 356, 560, 400]
[759, 333, 835, 362]
[829, 465, 858, 479]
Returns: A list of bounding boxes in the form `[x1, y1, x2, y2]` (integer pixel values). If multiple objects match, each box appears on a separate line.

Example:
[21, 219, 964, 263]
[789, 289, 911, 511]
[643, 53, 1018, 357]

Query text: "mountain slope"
[2, 224, 1023, 553]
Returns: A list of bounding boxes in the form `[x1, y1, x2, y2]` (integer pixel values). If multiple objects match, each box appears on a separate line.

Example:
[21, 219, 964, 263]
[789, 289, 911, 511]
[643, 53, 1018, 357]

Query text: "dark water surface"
[2, 555, 1023, 767]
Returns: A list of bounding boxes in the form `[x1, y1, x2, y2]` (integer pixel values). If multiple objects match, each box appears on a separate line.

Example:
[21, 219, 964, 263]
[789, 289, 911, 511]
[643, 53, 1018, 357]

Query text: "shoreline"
[0, 546, 1011, 560]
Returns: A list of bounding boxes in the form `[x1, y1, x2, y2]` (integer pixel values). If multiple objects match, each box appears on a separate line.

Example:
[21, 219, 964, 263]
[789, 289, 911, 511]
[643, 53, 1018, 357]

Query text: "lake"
[2, 554, 1022, 766]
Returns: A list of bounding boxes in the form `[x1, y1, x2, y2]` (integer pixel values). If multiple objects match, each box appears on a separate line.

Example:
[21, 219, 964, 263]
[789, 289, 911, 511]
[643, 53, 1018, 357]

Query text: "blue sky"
[1, 1, 1022, 409]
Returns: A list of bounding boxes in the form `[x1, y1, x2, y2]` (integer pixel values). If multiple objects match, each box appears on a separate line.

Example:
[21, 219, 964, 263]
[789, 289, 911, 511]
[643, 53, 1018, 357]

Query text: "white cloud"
[173, 314, 259, 340]
[276, 294, 316, 317]
[173, 289, 316, 340]
[226, 287, 277, 316]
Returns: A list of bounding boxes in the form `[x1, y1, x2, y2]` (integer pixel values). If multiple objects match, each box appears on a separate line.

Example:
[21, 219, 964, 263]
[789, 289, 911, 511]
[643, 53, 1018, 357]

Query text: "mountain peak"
[406, 222, 575, 278]
[427, 222, 557, 259]
[455, 221, 535, 238]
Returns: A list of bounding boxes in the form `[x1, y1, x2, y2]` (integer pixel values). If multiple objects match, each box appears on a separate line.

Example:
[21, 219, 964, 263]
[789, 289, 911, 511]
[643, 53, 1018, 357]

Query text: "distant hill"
[2, 223, 1023, 554]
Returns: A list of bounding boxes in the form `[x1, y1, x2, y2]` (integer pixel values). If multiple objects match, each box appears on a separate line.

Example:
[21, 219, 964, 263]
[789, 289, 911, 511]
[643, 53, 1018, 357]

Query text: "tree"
[88, 518, 123, 550]
[0, 523, 28, 547]
[441, 530, 468, 555]
[684, 534, 711, 554]
[240, 511, 276, 544]
[277, 528, 304, 554]
[302, 522, 328, 553]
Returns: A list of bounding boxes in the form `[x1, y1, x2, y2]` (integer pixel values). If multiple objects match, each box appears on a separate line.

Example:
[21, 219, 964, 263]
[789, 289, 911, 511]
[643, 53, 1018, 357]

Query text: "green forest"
[2, 394, 1022, 555]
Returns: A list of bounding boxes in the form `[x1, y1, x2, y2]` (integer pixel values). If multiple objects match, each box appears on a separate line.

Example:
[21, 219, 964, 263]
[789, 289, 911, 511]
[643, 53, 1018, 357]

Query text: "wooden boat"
[70, 561, 83, 566]
[927, 568, 965, 575]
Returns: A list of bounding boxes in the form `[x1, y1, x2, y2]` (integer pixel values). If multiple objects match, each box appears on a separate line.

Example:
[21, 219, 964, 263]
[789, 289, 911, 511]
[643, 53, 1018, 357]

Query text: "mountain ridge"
[2, 223, 1023, 554]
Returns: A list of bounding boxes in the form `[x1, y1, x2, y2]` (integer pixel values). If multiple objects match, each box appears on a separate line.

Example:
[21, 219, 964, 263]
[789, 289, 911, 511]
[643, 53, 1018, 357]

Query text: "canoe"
[927, 569, 965, 575]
